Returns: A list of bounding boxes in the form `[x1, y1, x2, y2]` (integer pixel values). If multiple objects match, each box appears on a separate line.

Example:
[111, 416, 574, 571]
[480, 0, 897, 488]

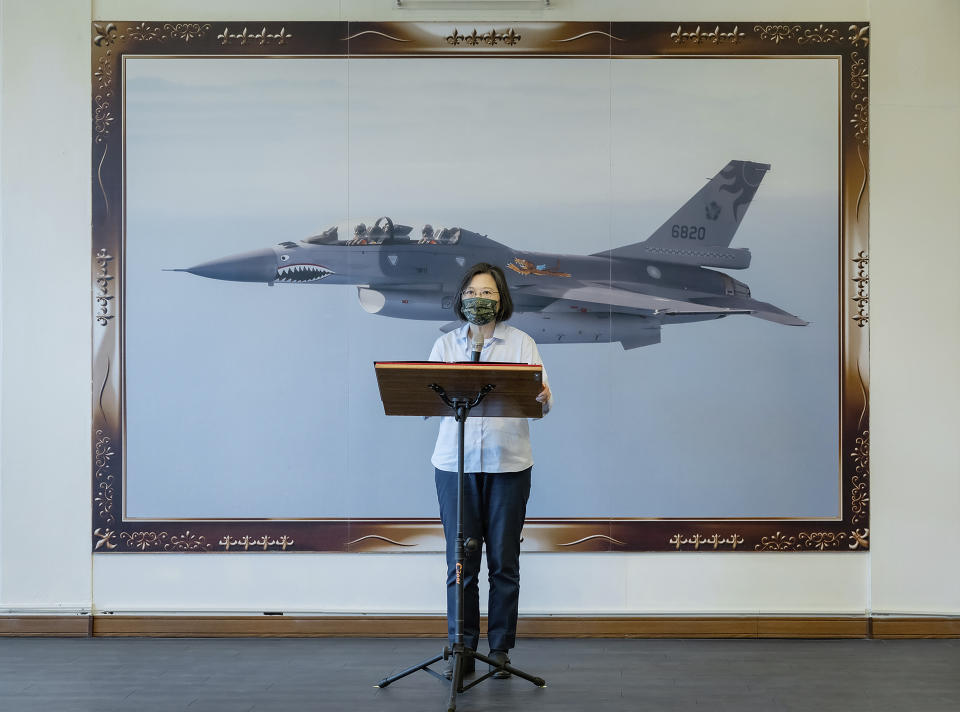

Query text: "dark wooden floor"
[0, 637, 957, 711]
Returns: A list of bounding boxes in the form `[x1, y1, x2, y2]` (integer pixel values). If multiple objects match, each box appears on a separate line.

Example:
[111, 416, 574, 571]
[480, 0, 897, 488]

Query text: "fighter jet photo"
[172, 160, 807, 349]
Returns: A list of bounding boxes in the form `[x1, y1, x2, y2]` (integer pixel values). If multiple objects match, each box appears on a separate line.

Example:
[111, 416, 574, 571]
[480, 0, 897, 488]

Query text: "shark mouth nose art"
[276, 264, 334, 283]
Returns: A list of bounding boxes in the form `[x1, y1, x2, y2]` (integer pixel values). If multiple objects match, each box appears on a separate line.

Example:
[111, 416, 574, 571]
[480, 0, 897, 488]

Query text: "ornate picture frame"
[92, 20, 869, 553]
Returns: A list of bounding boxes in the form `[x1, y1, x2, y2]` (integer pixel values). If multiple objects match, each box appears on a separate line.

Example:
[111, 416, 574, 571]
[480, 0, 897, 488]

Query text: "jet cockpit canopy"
[419, 226, 461, 245]
[347, 216, 413, 245]
[300, 218, 465, 247]
[301, 226, 339, 245]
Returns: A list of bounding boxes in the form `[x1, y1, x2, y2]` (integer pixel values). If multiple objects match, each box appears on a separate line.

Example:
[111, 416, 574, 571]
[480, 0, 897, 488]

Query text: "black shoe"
[443, 653, 475, 680]
[488, 649, 511, 679]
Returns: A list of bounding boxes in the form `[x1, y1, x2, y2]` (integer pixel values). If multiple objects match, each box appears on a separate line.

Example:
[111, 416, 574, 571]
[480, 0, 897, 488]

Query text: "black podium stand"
[372, 361, 547, 712]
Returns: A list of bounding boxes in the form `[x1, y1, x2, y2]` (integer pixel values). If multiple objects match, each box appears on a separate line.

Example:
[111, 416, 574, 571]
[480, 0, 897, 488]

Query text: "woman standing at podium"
[429, 262, 553, 679]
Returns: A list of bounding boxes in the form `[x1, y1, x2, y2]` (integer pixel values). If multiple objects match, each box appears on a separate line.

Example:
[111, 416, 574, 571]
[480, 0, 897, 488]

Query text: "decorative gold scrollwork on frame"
[851, 107, 868, 148]
[164, 531, 212, 551]
[850, 51, 868, 98]
[343, 30, 410, 43]
[848, 25, 869, 48]
[93, 527, 118, 550]
[850, 429, 869, 524]
[753, 25, 800, 45]
[848, 528, 869, 550]
[94, 430, 115, 523]
[557, 534, 626, 547]
[217, 26, 292, 46]
[93, 23, 119, 47]
[94, 22, 215, 47]
[754, 23, 868, 47]
[755, 529, 869, 551]
[799, 531, 847, 550]
[94, 249, 114, 325]
[118, 530, 213, 551]
[94, 94, 114, 143]
[346, 535, 417, 548]
[797, 24, 841, 45]
[94, 56, 113, 92]
[554, 31, 624, 44]
[120, 531, 166, 551]
[218, 535, 295, 551]
[670, 533, 744, 550]
[163, 23, 213, 43]
[850, 51, 869, 146]
[446, 28, 522, 47]
[670, 25, 745, 45]
[852, 251, 869, 327]
[754, 531, 800, 551]
[126, 22, 162, 42]
[95, 524, 215, 552]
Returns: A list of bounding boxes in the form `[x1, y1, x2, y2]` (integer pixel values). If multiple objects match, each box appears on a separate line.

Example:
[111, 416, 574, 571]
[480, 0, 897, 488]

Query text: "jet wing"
[691, 296, 809, 326]
[513, 281, 752, 316]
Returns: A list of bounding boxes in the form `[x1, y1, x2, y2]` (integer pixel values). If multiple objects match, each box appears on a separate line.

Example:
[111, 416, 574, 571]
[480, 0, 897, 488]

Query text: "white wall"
[2, 0, 957, 617]
[0, 0, 93, 611]
[868, 0, 960, 615]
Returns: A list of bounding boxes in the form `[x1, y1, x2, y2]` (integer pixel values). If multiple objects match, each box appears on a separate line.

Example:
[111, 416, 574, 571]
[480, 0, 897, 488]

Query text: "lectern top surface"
[375, 361, 540, 367]
[374, 361, 543, 418]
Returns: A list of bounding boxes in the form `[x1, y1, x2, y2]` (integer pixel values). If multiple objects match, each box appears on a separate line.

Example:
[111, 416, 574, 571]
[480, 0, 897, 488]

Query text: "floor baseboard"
[4, 614, 957, 638]
[0, 616, 92, 637]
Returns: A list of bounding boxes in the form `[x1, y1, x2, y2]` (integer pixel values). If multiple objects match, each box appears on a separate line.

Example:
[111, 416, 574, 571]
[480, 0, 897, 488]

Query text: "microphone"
[471, 331, 484, 362]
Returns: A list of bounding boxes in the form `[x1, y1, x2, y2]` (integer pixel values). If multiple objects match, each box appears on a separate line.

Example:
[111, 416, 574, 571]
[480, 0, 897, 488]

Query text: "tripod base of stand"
[376, 644, 546, 712]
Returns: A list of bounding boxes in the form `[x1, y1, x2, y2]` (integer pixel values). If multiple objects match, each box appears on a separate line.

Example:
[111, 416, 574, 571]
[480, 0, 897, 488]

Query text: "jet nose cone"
[179, 248, 277, 283]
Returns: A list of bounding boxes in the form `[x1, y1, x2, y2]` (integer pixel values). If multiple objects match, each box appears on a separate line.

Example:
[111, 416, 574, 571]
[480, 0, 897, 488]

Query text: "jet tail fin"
[644, 160, 770, 249]
[596, 160, 770, 269]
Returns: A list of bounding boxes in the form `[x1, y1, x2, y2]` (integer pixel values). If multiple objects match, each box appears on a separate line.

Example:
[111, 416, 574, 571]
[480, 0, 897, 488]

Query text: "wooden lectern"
[373, 361, 547, 711]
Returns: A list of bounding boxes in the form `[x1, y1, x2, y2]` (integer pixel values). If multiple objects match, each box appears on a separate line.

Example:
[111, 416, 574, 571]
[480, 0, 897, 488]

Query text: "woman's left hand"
[536, 384, 551, 403]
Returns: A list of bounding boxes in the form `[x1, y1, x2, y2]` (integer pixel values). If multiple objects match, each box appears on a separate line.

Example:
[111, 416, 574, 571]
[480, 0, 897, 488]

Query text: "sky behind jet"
[122, 56, 839, 523]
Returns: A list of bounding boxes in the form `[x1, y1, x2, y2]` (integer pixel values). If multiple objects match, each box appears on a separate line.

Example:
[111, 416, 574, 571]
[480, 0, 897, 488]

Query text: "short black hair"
[453, 262, 514, 322]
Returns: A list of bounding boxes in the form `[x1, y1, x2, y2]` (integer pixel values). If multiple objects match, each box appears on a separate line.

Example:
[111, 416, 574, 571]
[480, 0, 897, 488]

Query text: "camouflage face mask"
[461, 297, 498, 326]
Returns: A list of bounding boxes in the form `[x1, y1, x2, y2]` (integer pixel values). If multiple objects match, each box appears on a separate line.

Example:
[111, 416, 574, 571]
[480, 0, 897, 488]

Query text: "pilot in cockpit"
[352, 222, 367, 245]
[420, 224, 436, 245]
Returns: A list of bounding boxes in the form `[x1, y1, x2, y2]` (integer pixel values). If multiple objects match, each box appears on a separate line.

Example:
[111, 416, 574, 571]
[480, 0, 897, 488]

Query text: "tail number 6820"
[672, 224, 706, 240]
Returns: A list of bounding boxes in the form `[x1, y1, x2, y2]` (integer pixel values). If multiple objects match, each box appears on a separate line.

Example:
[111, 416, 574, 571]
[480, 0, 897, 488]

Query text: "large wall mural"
[91, 21, 870, 553]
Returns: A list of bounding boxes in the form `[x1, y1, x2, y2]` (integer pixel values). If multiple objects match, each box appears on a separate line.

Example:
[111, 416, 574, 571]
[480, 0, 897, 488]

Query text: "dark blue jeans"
[435, 467, 532, 652]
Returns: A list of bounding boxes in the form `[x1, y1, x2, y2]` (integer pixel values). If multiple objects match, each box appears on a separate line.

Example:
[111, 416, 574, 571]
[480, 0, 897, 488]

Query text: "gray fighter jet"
[172, 160, 806, 349]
